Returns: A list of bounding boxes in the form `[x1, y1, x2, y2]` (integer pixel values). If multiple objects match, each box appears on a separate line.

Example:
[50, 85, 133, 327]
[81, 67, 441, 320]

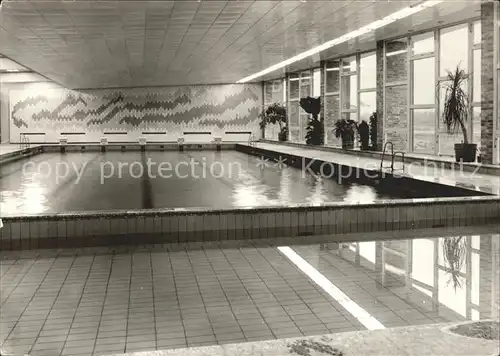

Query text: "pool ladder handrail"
[380, 141, 405, 174]
[248, 134, 256, 146]
[19, 133, 30, 150]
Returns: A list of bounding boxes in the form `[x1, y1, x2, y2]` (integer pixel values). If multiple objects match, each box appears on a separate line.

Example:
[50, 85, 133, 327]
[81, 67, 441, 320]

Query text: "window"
[473, 21, 481, 45]
[360, 53, 376, 89]
[313, 68, 321, 97]
[359, 91, 376, 121]
[473, 49, 482, 103]
[472, 107, 481, 149]
[413, 109, 436, 154]
[325, 61, 340, 93]
[412, 32, 434, 55]
[440, 24, 469, 76]
[342, 56, 356, 74]
[341, 74, 357, 111]
[412, 57, 435, 105]
[324, 51, 376, 146]
[288, 70, 314, 142]
[289, 76, 299, 100]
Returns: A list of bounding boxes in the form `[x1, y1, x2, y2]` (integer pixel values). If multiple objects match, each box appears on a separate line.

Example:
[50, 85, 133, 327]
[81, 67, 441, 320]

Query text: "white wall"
[0, 73, 52, 144]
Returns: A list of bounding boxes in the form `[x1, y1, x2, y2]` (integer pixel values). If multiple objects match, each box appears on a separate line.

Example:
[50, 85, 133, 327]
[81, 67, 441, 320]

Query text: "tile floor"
[1, 232, 499, 356]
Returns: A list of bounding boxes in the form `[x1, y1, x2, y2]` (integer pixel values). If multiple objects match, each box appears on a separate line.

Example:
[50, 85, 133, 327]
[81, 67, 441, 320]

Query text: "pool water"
[0, 150, 470, 215]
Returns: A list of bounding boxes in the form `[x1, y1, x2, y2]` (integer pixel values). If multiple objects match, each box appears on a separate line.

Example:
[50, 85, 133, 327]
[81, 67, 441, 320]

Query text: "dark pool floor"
[0, 151, 399, 214]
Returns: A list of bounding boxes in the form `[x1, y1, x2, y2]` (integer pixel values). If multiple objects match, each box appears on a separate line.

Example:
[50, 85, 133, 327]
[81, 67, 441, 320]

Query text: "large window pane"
[289, 101, 299, 126]
[413, 57, 435, 105]
[412, 32, 434, 55]
[264, 82, 273, 104]
[360, 52, 376, 89]
[342, 56, 356, 74]
[341, 75, 357, 111]
[300, 73, 311, 98]
[359, 91, 376, 121]
[325, 61, 340, 93]
[440, 24, 469, 76]
[413, 109, 435, 154]
[313, 68, 321, 97]
[473, 21, 481, 45]
[472, 107, 481, 150]
[265, 80, 283, 104]
[289, 78, 299, 99]
[439, 133, 462, 156]
[300, 114, 309, 142]
[412, 239, 434, 286]
[473, 49, 481, 103]
[386, 39, 407, 82]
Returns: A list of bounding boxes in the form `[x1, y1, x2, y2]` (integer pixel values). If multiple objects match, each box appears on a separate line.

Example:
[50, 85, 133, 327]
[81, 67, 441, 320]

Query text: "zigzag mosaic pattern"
[10, 84, 262, 141]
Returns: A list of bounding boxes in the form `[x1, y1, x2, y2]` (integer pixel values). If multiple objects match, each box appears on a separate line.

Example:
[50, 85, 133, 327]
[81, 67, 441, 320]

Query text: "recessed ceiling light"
[237, 0, 443, 83]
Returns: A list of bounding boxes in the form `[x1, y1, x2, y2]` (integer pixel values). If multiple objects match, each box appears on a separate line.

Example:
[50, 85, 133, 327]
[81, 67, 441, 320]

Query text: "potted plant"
[299, 97, 323, 145]
[259, 103, 288, 142]
[437, 66, 476, 162]
[369, 112, 378, 150]
[333, 119, 357, 149]
[358, 120, 370, 150]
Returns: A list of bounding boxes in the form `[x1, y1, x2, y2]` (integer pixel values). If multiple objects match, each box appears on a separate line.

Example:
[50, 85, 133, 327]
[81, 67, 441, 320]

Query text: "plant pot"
[342, 139, 354, 150]
[454, 143, 477, 162]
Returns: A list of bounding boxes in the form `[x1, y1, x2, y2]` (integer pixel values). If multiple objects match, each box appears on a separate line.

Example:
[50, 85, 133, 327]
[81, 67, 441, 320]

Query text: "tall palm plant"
[442, 236, 466, 290]
[437, 66, 477, 162]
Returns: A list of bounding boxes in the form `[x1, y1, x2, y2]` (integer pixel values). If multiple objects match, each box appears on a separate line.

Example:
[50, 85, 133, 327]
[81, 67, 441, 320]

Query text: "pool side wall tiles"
[0, 197, 499, 250]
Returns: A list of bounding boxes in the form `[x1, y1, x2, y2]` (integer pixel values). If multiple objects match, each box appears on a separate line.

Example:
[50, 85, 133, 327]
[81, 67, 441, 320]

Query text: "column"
[481, 2, 495, 164]
[376, 40, 385, 150]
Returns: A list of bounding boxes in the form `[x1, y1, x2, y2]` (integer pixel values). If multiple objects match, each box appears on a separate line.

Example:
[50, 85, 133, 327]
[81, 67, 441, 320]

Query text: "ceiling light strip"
[277, 246, 385, 330]
[237, 0, 443, 83]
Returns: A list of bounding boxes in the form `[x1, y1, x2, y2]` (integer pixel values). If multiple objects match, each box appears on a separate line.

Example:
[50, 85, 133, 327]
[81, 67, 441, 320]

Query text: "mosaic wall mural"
[9, 84, 262, 142]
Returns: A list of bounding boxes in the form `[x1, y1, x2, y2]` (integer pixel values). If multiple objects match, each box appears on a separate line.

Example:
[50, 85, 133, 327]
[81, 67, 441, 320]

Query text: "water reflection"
[314, 234, 499, 322]
[232, 163, 382, 207]
[0, 171, 49, 215]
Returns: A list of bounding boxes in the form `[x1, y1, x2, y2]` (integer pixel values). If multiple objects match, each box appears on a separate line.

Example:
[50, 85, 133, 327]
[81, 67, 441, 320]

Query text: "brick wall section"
[383, 39, 409, 152]
[481, 2, 494, 164]
[385, 40, 407, 82]
[376, 40, 385, 150]
[325, 95, 340, 145]
[385, 85, 409, 150]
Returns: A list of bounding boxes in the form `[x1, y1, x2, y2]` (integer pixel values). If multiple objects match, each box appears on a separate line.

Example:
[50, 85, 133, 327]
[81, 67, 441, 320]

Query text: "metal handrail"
[248, 134, 255, 146]
[19, 133, 30, 149]
[380, 142, 405, 174]
[393, 151, 405, 173]
[380, 142, 394, 171]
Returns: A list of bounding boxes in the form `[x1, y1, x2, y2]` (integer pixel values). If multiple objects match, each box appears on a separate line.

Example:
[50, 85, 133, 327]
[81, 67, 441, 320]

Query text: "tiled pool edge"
[259, 139, 500, 176]
[1, 197, 499, 250]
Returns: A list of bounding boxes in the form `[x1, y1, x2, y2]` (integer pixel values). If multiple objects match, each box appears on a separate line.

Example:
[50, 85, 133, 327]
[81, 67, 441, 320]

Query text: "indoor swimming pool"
[0, 150, 487, 215]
